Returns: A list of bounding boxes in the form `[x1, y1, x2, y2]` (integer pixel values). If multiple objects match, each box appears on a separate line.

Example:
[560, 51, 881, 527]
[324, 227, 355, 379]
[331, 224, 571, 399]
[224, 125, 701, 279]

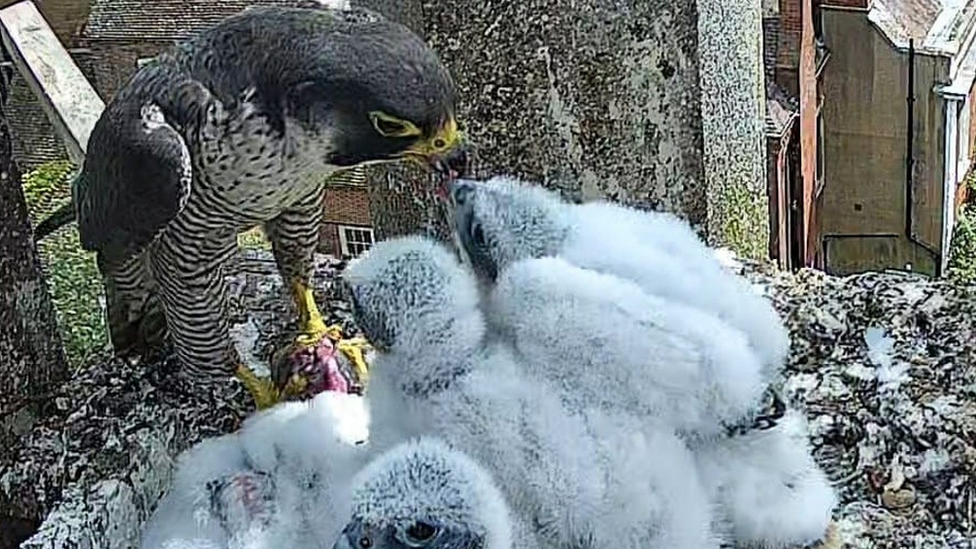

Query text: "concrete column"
[941, 97, 960, 274]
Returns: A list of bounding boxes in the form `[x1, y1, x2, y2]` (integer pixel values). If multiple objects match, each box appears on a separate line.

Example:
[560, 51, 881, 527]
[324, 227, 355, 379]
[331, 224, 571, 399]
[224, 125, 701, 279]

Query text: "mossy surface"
[23, 160, 108, 369]
[948, 206, 976, 284]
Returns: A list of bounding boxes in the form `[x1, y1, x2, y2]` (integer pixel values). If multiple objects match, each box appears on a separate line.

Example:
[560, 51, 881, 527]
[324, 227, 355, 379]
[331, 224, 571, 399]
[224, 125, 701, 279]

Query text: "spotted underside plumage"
[60, 5, 468, 397]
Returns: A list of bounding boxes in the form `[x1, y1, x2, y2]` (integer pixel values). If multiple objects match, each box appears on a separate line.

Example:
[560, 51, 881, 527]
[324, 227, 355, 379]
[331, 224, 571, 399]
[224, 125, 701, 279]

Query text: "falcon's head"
[258, 7, 470, 177]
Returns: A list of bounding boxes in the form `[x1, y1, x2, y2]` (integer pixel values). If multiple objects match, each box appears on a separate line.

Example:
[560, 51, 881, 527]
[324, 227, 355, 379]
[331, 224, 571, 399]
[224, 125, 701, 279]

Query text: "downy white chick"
[490, 258, 836, 549]
[490, 253, 767, 438]
[140, 390, 369, 549]
[342, 235, 720, 549]
[448, 177, 837, 548]
[332, 437, 522, 549]
[693, 410, 838, 548]
[448, 175, 790, 384]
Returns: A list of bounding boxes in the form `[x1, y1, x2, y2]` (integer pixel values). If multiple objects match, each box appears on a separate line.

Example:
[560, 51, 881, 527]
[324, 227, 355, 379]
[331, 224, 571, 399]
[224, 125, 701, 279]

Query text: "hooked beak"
[400, 117, 472, 180]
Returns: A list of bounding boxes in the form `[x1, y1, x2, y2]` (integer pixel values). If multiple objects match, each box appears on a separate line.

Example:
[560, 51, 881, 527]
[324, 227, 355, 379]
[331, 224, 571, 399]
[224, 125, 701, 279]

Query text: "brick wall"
[6, 75, 66, 170]
[34, 0, 89, 44]
[318, 223, 341, 256]
[86, 41, 172, 100]
[319, 184, 372, 256]
[777, 0, 802, 94]
[323, 185, 372, 226]
[764, 17, 780, 83]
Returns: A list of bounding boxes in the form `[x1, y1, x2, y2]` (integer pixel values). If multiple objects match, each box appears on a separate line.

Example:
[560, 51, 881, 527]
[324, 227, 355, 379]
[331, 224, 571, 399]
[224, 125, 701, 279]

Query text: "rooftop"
[84, 0, 332, 41]
[868, 0, 976, 56]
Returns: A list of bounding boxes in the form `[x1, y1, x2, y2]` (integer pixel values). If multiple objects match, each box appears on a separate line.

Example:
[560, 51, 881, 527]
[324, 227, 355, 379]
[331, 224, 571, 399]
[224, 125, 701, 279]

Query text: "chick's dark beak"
[430, 140, 471, 179]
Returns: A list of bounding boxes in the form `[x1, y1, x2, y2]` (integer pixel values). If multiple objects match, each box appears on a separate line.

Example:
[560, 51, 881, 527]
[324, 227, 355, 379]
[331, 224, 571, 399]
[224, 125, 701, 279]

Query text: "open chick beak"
[430, 141, 471, 180]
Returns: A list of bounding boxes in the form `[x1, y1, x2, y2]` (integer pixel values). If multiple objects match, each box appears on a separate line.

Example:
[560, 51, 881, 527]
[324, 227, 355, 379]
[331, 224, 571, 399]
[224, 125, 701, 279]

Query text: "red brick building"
[763, 0, 829, 270]
[2, 0, 374, 258]
[320, 170, 376, 259]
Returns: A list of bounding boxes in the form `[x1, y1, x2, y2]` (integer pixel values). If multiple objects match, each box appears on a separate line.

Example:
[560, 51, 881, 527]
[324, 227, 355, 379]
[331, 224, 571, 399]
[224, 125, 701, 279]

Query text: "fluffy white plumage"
[448, 175, 837, 548]
[490, 254, 766, 438]
[334, 437, 516, 549]
[140, 390, 369, 549]
[343, 235, 720, 549]
[692, 410, 838, 547]
[142, 390, 524, 549]
[450, 175, 791, 383]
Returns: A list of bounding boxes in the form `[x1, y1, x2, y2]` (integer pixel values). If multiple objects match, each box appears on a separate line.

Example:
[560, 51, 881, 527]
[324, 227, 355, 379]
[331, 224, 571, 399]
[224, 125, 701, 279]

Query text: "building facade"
[763, 0, 829, 270]
[820, 0, 976, 276]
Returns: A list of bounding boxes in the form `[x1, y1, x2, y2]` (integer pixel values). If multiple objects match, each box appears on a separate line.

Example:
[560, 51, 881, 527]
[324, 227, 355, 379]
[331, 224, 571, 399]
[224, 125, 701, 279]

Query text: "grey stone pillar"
[0, 70, 67, 425]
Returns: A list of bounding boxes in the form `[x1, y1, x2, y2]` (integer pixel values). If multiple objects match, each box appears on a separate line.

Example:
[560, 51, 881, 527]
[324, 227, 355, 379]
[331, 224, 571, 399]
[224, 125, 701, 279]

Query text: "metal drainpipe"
[906, 38, 916, 244]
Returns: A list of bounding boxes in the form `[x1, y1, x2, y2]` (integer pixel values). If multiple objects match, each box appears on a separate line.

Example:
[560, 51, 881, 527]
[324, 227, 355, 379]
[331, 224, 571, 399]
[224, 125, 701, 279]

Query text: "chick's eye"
[471, 223, 486, 247]
[404, 521, 438, 545]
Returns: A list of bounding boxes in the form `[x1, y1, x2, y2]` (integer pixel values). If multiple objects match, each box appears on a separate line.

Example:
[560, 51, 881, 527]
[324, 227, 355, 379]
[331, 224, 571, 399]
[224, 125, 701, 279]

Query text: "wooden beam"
[0, 0, 103, 164]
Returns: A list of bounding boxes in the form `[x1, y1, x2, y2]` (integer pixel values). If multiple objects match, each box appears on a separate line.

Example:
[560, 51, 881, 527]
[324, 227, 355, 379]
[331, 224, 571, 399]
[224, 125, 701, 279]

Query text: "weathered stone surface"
[359, 0, 768, 257]
[698, 0, 769, 258]
[734, 256, 976, 548]
[0, 251, 355, 548]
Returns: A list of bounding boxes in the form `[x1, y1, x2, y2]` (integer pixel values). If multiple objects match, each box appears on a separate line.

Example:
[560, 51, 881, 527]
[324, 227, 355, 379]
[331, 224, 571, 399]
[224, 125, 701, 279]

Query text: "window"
[338, 225, 374, 258]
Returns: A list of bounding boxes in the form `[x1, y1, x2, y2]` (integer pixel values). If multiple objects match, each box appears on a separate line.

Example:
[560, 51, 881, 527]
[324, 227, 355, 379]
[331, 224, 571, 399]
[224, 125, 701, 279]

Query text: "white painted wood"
[0, 0, 104, 164]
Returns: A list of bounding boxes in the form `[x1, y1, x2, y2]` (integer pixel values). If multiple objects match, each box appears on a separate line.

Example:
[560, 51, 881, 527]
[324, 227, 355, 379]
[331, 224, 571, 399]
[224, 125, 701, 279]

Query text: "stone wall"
[356, 0, 770, 258]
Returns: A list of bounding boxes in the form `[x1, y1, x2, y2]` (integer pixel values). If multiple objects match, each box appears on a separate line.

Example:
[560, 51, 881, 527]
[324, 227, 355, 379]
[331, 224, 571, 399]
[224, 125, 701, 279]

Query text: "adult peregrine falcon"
[34, 5, 468, 404]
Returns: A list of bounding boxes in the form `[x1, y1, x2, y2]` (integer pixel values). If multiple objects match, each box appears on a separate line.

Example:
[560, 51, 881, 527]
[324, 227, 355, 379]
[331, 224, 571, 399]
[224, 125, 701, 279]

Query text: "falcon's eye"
[369, 111, 422, 138]
[402, 521, 440, 547]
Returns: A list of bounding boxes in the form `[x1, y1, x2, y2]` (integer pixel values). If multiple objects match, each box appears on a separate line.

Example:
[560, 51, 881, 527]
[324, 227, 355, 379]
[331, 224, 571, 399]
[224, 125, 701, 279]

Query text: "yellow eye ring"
[369, 111, 422, 138]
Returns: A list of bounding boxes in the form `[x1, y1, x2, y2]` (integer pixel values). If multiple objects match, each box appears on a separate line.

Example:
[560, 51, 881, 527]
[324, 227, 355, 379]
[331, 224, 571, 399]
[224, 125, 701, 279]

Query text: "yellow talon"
[291, 280, 328, 343]
[235, 364, 282, 410]
[288, 280, 373, 390]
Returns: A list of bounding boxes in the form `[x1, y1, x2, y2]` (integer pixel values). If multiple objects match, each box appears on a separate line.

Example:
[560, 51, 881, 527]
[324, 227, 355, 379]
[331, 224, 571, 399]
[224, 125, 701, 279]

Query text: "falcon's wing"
[74, 57, 211, 267]
[490, 256, 767, 435]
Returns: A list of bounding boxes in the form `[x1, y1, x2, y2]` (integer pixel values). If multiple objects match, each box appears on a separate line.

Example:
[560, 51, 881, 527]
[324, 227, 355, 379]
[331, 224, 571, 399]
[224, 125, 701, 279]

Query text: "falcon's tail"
[34, 199, 76, 242]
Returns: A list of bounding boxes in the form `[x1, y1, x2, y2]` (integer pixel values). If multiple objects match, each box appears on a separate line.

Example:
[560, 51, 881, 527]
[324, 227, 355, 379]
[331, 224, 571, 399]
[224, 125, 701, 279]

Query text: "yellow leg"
[235, 364, 309, 411]
[291, 280, 329, 346]
[288, 281, 372, 389]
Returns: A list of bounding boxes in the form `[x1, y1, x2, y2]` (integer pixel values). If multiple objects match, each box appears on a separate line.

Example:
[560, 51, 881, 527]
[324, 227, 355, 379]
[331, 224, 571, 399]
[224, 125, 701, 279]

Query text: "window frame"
[337, 225, 375, 258]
